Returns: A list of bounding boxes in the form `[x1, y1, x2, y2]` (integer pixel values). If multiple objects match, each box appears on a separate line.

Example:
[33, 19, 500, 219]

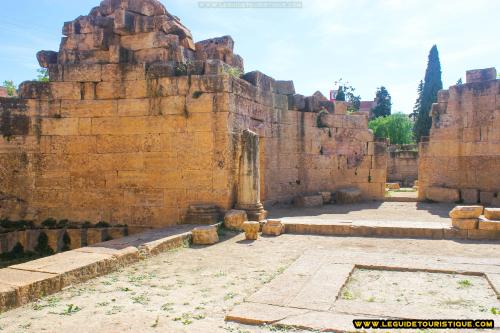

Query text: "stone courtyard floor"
[1, 222, 499, 332]
[268, 201, 453, 227]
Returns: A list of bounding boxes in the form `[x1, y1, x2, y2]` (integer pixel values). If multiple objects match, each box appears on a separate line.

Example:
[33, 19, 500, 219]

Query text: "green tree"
[335, 86, 345, 101]
[371, 86, 392, 118]
[2, 80, 16, 96]
[369, 113, 414, 144]
[413, 45, 442, 142]
[36, 68, 49, 82]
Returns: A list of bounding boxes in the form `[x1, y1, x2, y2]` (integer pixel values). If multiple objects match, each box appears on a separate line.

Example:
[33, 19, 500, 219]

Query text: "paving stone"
[287, 263, 354, 311]
[278, 311, 377, 333]
[225, 302, 309, 325]
[11, 250, 116, 287]
[0, 268, 61, 307]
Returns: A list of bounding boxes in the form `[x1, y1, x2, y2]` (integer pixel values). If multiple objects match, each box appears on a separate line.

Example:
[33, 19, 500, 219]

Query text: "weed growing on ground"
[458, 279, 472, 288]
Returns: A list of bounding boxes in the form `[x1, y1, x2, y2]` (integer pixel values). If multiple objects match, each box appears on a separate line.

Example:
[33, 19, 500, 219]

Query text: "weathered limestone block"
[45, 229, 62, 252]
[452, 218, 478, 230]
[478, 217, 500, 231]
[191, 226, 219, 245]
[274, 80, 295, 95]
[461, 189, 479, 204]
[224, 209, 247, 230]
[304, 95, 321, 112]
[484, 208, 500, 220]
[319, 191, 332, 204]
[288, 94, 305, 111]
[293, 195, 323, 208]
[334, 101, 347, 115]
[336, 188, 362, 204]
[449, 205, 484, 219]
[0, 283, 17, 311]
[480, 191, 495, 205]
[120, 32, 178, 51]
[386, 183, 400, 190]
[66, 229, 83, 250]
[105, 227, 127, 241]
[466, 68, 497, 83]
[184, 204, 221, 224]
[262, 219, 284, 236]
[242, 221, 260, 240]
[242, 71, 275, 92]
[425, 186, 460, 203]
[36, 50, 58, 68]
[492, 197, 500, 208]
[86, 228, 104, 245]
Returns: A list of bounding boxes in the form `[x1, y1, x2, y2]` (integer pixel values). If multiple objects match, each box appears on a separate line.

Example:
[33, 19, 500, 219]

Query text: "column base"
[236, 202, 268, 222]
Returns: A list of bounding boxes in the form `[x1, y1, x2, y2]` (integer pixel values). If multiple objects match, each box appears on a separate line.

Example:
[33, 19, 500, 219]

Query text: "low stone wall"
[0, 226, 127, 256]
[387, 145, 418, 187]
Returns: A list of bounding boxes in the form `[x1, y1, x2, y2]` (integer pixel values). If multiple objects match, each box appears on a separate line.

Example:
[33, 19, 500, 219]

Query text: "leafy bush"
[369, 113, 414, 145]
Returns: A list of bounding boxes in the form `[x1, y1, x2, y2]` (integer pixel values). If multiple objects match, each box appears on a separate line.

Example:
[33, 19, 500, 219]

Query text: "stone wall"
[419, 67, 500, 204]
[0, 0, 386, 228]
[387, 144, 418, 187]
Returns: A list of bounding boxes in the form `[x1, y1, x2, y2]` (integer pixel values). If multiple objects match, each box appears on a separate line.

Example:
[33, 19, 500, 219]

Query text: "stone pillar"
[236, 130, 267, 221]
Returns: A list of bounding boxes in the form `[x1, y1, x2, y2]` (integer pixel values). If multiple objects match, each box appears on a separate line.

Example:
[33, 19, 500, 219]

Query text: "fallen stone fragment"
[262, 219, 284, 236]
[449, 205, 483, 219]
[336, 188, 362, 204]
[242, 221, 260, 240]
[191, 226, 219, 245]
[452, 218, 478, 230]
[224, 210, 247, 230]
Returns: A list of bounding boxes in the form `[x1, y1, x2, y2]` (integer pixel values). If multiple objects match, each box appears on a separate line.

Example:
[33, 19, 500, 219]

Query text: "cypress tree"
[335, 86, 345, 101]
[413, 45, 443, 142]
[371, 86, 392, 118]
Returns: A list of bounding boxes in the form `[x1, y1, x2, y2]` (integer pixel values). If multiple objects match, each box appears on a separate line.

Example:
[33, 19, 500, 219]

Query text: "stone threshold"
[283, 221, 500, 240]
[0, 224, 211, 312]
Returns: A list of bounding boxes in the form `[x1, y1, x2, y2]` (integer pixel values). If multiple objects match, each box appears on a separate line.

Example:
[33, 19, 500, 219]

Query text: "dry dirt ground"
[1, 228, 499, 333]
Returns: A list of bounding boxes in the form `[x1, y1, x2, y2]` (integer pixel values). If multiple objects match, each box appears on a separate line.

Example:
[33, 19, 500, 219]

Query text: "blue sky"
[1, 0, 498, 112]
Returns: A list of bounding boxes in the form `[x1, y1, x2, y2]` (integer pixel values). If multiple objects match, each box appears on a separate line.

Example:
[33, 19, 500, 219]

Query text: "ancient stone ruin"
[419, 68, 500, 204]
[0, 0, 386, 228]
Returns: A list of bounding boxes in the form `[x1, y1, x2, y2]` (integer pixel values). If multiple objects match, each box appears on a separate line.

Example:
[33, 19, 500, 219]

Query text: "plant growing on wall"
[36, 68, 49, 82]
[2, 80, 16, 96]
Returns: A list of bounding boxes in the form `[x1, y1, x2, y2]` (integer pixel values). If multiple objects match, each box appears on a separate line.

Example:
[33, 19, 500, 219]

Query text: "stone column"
[236, 130, 267, 221]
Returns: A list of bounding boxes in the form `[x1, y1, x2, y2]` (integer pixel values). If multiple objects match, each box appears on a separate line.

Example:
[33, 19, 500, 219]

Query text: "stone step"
[0, 224, 213, 313]
[283, 221, 500, 241]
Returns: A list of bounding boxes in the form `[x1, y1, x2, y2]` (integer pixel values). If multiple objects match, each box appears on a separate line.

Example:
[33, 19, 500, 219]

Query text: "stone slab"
[225, 302, 309, 325]
[485, 208, 500, 220]
[0, 268, 61, 307]
[478, 217, 500, 231]
[449, 205, 483, 219]
[11, 250, 116, 287]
